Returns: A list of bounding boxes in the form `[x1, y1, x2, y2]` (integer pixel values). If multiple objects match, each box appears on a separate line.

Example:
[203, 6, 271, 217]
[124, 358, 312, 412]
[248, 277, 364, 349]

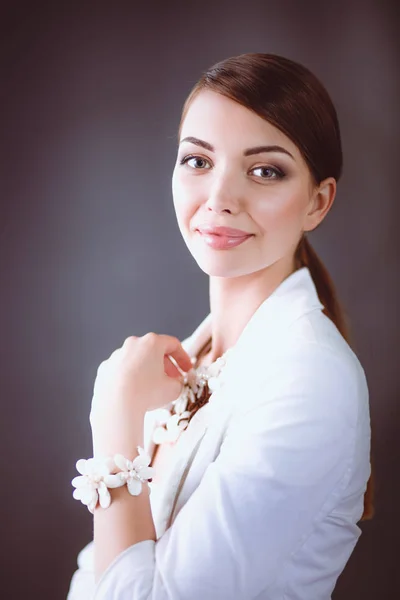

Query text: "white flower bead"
[151, 347, 231, 447]
[71, 448, 154, 512]
[173, 391, 189, 415]
[71, 457, 124, 513]
[155, 408, 173, 424]
[113, 447, 155, 497]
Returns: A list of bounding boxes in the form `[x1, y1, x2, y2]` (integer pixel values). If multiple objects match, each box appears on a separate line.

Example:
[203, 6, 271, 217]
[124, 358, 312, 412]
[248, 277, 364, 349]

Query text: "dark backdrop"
[0, 1, 398, 598]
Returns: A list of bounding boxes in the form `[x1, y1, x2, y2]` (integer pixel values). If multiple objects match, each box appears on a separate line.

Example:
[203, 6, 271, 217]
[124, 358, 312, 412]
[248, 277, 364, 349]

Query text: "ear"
[303, 177, 336, 232]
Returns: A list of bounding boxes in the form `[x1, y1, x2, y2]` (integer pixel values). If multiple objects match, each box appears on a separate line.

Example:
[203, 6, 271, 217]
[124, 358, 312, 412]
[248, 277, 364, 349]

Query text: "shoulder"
[288, 310, 369, 411]
[223, 310, 369, 430]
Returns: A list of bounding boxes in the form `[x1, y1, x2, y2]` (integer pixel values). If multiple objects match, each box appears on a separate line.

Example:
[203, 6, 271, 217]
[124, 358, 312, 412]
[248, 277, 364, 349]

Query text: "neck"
[206, 257, 296, 363]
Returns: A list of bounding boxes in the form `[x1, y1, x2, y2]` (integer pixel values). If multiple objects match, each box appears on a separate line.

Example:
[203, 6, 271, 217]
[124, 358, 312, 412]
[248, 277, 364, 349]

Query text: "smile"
[196, 230, 254, 250]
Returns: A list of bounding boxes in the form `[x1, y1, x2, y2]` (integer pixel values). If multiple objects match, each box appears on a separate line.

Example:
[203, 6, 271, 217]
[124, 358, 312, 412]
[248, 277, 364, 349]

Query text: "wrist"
[92, 413, 146, 459]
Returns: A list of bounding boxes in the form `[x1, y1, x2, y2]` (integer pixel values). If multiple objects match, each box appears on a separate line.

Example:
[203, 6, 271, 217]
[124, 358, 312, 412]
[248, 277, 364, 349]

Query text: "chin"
[182, 232, 263, 278]
[191, 254, 255, 278]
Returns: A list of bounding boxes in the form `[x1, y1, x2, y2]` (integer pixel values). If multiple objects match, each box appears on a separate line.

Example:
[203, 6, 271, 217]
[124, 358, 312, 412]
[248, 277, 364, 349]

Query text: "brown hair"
[177, 53, 374, 521]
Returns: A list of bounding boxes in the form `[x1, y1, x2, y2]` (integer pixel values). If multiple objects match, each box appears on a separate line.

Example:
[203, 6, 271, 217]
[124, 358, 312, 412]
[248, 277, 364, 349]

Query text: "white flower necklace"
[152, 348, 232, 445]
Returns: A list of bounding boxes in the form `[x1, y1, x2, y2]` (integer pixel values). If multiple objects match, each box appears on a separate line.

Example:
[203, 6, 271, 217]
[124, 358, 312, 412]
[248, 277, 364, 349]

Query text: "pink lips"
[196, 225, 254, 250]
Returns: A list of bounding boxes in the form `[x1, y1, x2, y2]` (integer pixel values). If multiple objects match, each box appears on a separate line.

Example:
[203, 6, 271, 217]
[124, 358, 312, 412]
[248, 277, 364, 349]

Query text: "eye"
[180, 155, 212, 170]
[250, 166, 285, 180]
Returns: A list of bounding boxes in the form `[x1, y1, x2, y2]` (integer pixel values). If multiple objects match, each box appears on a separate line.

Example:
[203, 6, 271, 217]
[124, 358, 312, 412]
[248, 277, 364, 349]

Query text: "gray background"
[0, 1, 398, 598]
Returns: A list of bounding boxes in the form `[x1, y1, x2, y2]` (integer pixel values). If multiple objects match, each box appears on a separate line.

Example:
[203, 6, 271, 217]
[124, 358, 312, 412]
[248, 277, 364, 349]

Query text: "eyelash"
[179, 155, 286, 180]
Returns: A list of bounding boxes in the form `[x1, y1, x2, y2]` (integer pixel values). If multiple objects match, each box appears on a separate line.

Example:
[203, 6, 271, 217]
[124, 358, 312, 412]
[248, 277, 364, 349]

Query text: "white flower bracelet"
[71, 446, 154, 513]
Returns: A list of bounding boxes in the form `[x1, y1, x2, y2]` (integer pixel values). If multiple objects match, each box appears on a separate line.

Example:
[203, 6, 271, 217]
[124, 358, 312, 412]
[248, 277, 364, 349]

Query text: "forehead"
[180, 90, 299, 156]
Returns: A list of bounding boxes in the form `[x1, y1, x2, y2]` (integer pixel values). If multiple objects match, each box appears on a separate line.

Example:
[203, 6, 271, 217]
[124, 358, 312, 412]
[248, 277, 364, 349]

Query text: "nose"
[205, 169, 242, 215]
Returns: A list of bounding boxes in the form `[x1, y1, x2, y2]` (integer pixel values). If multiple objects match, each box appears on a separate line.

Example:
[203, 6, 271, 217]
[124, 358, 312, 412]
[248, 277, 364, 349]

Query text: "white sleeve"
[66, 409, 164, 599]
[79, 344, 363, 600]
[67, 541, 95, 599]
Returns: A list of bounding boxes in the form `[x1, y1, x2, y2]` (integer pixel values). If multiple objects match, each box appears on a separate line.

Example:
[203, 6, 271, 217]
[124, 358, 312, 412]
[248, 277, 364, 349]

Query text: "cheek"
[254, 190, 306, 240]
[172, 172, 200, 226]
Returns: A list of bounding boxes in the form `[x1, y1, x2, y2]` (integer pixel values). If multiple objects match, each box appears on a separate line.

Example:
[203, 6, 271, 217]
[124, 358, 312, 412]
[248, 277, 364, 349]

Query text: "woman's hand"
[89, 333, 193, 458]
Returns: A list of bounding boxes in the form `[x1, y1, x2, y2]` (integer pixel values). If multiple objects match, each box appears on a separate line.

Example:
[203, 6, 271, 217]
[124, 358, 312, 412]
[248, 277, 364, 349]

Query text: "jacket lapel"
[146, 266, 324, 538]
[145, 313, 214, 538]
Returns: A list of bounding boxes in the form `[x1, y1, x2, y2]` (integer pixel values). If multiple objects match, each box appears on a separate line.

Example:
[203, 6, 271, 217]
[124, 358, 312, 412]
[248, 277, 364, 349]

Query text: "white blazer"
[67, 266, 371, 600]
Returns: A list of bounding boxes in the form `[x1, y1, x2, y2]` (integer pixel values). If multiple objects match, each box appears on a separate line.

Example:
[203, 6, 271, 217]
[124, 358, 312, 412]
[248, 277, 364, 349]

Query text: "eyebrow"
[180, 136, 295, 160]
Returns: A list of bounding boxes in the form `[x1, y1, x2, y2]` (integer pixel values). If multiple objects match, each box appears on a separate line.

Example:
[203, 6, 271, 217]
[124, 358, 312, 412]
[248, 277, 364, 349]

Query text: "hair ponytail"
[296, 236, 348, 336]
[296, 236, 375, 521]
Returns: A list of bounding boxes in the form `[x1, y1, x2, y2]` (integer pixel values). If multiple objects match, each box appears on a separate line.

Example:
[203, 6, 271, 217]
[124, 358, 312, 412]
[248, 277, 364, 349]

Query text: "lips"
[195, 225, 254, 250]
[197, 225, 253, 237]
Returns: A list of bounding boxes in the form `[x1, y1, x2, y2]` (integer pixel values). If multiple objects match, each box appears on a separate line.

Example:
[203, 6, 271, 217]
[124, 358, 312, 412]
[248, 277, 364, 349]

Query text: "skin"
[92, 89, 337, 581]
[173, 90, 336, 362]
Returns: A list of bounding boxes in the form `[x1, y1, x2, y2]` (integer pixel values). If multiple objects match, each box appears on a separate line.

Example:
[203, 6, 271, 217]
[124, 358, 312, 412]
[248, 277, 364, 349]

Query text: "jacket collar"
[183, 266, 324, 364]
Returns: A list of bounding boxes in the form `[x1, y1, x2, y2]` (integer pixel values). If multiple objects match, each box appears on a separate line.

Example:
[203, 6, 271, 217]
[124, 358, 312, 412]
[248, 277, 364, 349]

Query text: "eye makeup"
[179, 153, 289, 182]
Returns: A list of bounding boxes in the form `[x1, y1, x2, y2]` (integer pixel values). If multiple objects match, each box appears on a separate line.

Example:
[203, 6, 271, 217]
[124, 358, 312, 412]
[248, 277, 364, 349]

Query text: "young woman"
[68, 53, 373, 599]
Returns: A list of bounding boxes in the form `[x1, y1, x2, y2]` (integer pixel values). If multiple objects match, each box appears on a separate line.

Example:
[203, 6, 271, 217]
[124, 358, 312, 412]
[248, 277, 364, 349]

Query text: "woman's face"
[172, 90, 333, 278]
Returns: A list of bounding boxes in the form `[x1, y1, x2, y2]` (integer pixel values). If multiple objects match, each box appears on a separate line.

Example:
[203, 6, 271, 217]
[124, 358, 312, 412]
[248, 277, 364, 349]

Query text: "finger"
[156, 334, 193, 372]
[168, 377, 184, 400]
[163, 355, 183, 379]
[122, 336, 138, 348]
[109, 348, 122, 361]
